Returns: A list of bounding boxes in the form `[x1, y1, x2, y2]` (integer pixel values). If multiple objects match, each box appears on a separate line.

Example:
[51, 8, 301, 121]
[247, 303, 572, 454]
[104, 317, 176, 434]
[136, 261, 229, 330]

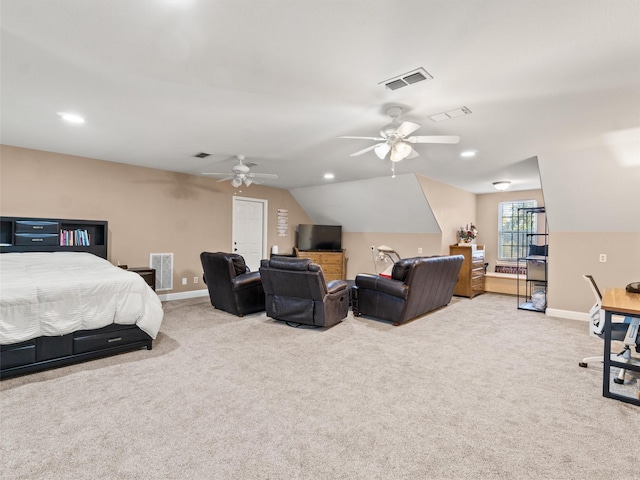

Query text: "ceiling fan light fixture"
[390, 142, 412, 162]
[374, 143, 391, 159]
[244, 178, 253, 187]
[492, 181, 511, 191]
[231, 177, 242, 188]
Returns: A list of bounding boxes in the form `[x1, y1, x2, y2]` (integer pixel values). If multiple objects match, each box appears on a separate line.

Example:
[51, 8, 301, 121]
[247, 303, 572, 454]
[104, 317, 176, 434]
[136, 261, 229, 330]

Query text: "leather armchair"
[352, 255, 464, 325]
[259, 257, 349, 328]
[200, 252, 265, 316]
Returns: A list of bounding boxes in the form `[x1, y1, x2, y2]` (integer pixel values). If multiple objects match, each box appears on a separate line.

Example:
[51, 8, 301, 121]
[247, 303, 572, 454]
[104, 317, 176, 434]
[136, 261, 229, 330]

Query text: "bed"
[0, 251, 164, 379]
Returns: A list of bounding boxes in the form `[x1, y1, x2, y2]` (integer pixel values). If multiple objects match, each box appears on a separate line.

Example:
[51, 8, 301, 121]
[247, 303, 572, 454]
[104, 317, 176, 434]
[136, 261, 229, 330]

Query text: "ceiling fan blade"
[350, 143, 385, 157]
[407, 135, 460, 144]
[249, 173, 278, 179]
[406, 147, 420, 159]
[217, 175, 236, 183]
[339, 136, 385, 141]
[395, 121, 421, 137]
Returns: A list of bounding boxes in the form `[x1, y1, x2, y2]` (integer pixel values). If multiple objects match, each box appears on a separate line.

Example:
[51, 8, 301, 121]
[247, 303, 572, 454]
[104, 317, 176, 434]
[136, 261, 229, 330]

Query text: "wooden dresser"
[450, 244, 485, 298]
[294, 248, 347, 282]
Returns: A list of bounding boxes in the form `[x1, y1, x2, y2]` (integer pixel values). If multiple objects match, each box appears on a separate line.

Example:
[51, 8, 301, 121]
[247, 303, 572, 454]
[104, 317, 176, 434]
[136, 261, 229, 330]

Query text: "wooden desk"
[601, 288, 640, 405]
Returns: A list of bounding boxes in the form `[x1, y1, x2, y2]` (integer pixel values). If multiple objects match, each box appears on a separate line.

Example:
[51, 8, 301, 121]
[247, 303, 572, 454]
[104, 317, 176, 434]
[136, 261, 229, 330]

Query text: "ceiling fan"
[340, 106, 460, 162]
[202, 155, 278, 187]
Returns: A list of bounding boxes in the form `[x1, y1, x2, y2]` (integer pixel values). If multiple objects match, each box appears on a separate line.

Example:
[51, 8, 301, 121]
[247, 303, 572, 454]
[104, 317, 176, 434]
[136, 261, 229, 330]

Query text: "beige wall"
[0, 145, 311, 294]
[549, 231, 640, 313]
[343, 232, 441, 278]
[343, 175, 476, 278]
[476, 189, 545, 271]
[416, 174, 477, 253]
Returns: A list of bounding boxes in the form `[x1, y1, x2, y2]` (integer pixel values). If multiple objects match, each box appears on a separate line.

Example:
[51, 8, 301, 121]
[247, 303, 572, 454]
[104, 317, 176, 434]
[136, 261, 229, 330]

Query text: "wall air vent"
[380, 68, 433, 91]
[193, 152, 211, 158]
[150, 253, 173, 291]
[430, 106, 472, 122]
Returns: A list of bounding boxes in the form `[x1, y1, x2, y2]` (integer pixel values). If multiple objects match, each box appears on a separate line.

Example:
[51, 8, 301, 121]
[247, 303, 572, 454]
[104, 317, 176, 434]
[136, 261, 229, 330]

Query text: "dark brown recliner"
[200, 252, 265, 316]
[352, 255, 464, 325]
[259, 257, 349, 327]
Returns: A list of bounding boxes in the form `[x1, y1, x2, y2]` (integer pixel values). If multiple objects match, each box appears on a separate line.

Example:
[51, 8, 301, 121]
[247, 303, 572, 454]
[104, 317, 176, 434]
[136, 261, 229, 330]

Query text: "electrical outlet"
[181, 277, 187, 285]
[418, 247, 423, 254]
[599, 254, 607, 263]
[193, 276, 198, 284]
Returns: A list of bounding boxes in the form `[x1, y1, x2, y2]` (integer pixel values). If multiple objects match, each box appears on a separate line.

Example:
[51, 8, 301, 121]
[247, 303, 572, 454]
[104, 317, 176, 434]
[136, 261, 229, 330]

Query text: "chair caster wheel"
[578, 362, 588, 368]
[613, 377, 625, 385]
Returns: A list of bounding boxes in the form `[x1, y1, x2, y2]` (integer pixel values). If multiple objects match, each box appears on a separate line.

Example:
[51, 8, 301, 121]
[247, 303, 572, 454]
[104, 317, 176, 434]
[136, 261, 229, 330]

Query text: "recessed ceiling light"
[324, 173, 335, 180]
[57, 112, 85, 124]
[460, 150, 476, 158]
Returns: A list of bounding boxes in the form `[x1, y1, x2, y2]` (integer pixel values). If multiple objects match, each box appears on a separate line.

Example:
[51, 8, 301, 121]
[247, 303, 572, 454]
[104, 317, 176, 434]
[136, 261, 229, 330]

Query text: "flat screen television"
[296, 224, 342, 251]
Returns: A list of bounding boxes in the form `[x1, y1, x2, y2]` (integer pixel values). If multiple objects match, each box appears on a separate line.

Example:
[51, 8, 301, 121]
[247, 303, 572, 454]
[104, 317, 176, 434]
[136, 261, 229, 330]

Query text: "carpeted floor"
[1, 293, 639, 479]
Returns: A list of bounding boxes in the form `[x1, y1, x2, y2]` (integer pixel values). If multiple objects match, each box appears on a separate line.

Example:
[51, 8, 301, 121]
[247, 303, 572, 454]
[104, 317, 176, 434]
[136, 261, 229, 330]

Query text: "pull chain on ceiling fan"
[340, 106, 460, 162]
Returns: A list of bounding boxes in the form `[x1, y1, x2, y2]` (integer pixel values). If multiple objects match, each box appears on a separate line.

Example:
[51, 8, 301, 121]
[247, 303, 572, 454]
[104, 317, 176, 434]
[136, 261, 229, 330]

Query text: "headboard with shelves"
[0, 216, 108, 259]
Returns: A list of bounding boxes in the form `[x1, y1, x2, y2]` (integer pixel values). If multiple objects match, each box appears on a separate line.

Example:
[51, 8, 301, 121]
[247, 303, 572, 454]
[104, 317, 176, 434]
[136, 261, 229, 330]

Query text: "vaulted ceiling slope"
[290, 174, 440, 233]
[1, 0, 638, 198]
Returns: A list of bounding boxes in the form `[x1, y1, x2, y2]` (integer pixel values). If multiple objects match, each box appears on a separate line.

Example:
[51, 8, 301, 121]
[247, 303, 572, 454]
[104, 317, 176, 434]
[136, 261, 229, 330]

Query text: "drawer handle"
[33, 225, 44, 230]
[31, 238, 43, 242]
[108, 337, 122, 343]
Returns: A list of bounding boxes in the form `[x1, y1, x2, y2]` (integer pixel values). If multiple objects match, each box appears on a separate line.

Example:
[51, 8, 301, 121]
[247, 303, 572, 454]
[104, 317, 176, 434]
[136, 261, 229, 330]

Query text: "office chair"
[579, 275, 640, 384]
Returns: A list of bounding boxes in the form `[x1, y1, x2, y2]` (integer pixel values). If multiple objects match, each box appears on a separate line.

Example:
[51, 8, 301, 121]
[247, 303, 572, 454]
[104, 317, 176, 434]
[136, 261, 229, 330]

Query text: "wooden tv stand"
[294, 248, 347, 282]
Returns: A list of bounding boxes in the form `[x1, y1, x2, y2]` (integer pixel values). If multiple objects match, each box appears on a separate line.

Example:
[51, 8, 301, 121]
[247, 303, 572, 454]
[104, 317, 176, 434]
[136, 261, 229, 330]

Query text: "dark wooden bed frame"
[0, 216, 154, 380]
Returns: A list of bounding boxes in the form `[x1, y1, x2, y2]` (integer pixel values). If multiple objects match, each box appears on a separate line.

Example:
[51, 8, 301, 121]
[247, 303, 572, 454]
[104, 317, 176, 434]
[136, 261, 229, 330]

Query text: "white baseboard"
[546, 308, 589, 322]
[157, 289, 591, 321]
[157, 289, 209, 302]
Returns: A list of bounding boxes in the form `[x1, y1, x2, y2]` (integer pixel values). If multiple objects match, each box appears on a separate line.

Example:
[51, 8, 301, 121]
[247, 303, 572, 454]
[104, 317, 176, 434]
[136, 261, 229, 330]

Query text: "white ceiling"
[1, 0, 639, 194]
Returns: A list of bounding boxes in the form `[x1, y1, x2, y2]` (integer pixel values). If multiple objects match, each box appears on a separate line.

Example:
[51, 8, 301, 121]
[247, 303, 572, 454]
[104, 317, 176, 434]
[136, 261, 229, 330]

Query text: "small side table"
[128, 267, 156, 291]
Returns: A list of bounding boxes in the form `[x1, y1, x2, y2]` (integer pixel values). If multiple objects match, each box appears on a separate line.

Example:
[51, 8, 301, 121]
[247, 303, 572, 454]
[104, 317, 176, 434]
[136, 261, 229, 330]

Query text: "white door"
[232, 197, 267, 272]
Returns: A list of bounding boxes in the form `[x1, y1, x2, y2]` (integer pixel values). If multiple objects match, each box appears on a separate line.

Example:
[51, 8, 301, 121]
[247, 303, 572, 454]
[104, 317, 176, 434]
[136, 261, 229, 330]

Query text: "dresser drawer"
[322, 264, 342, 275]
[302, 253, 321, 263]
[320, 254, 342, 265]
[37, 334, 73, 361]
[15, 220, 59, 234]
[73, 325, 150, 354]
[15, 233, 59, 246]
[0, 340, 36, 369]
[472, 260, 485, 269]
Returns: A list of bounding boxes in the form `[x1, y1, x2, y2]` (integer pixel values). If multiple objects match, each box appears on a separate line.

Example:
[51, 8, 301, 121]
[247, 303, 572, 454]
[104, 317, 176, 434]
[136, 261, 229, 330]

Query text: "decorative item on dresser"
[293, 247, 347, 282]
[450, 244, 485, 298]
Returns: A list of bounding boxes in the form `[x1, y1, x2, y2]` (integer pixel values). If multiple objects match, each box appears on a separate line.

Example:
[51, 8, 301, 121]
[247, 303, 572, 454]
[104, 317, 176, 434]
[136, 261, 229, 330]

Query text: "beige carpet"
[1, 293, 639, 480]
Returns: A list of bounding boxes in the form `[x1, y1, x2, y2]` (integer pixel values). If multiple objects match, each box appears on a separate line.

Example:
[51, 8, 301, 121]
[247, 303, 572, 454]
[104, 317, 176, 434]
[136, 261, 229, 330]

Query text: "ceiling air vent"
[193, 152, 211, 158]
[380, 68, 433, 91]
[430, 106, 472, 122]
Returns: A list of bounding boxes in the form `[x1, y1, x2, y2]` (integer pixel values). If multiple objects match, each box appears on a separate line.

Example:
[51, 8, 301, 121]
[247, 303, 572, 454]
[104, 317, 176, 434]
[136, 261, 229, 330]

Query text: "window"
[498, 200, 537, 261]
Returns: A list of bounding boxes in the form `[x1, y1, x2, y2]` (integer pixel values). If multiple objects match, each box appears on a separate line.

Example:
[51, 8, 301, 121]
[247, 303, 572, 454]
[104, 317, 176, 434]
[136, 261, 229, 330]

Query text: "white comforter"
[0, 252, 164, 345]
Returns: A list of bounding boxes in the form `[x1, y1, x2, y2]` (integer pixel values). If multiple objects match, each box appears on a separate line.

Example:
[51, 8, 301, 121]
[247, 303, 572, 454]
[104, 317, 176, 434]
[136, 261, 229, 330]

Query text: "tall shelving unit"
[516, 207, 548, 312]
